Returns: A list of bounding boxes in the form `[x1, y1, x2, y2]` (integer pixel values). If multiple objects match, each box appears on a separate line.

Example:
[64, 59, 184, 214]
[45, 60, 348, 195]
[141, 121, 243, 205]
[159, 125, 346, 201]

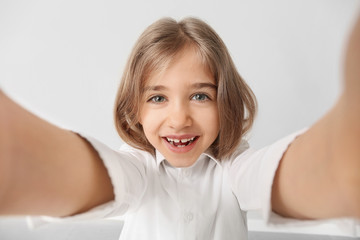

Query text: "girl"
[0, 16, 359, 239]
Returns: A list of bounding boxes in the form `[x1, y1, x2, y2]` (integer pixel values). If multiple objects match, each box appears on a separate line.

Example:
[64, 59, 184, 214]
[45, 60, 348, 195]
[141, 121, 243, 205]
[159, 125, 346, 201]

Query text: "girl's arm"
[0, 91, 114, 217]
[271, 13, 360, 219]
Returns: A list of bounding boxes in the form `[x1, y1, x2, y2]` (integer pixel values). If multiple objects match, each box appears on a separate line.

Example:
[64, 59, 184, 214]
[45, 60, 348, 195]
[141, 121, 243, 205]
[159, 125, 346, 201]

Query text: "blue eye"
[149, 95, 166, 103]
[192, 93, 209, 101]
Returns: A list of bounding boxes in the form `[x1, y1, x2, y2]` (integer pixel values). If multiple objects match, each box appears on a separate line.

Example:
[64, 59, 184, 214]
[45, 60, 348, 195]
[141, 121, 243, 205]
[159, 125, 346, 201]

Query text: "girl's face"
[139, 48, 219, 167]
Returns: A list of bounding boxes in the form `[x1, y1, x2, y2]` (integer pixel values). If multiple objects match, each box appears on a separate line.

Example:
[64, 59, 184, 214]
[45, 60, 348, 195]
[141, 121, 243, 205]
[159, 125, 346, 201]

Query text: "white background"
[0, 0, 360, 236]
[1, 0, 359, 149]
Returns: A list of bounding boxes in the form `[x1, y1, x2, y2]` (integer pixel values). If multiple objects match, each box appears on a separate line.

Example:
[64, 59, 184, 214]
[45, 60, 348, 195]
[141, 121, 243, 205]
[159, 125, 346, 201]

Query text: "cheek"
[196, 107, 220, 136]
[138, 103, 149, 126]
[139, 108, 157, 135]
[212, 115, 220, 136]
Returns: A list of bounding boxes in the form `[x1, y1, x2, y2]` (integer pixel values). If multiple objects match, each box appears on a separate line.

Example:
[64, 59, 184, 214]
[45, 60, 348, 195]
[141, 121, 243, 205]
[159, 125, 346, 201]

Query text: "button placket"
[183, 210, 194, 223]
[183, 169, 191, 178]
[179, 169, 191, 181]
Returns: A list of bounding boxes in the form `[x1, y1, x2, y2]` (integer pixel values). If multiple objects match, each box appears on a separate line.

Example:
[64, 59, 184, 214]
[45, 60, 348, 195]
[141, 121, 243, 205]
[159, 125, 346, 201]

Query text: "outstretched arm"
[272, 13, 360, 219]
[0, 91, 114, 217]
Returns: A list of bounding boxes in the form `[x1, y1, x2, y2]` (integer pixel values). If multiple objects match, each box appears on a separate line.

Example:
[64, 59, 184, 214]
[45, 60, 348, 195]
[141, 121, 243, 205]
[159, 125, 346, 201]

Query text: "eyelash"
[147, 93, 212, 104]
[191, 93, 211, 101]
[147, 95, 166, 103]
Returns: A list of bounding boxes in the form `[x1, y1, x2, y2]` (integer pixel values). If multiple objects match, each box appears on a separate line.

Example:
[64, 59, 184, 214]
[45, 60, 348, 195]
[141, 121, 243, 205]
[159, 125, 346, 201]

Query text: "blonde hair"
[114, 17, 257, 159]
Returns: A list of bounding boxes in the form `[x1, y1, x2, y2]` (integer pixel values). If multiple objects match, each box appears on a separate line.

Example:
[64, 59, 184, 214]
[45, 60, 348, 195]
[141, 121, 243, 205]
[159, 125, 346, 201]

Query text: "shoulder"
[119, 143, 154, 160]
[78, 134, 154, 169]
[228, 129, 308, 173]
[225, 139, 251, 162]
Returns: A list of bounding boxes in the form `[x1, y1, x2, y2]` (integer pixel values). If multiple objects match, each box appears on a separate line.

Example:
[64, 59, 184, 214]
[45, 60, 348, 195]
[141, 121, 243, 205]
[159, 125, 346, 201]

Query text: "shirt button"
[183, 170, 191, 178]
[184, 211, 194, 223]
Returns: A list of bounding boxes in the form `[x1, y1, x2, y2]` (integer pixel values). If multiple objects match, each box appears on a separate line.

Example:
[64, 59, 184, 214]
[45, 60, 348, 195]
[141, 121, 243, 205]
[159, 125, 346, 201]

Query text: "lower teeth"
[168, 140, 193, 147]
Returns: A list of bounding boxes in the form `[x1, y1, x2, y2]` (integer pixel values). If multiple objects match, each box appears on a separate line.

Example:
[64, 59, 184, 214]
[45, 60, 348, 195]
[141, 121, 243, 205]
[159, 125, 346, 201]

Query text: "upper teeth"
[166, 137, 195, 143]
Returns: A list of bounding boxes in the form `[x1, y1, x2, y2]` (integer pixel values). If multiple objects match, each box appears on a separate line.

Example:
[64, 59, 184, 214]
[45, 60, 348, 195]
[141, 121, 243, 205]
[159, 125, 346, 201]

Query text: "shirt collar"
[155, 140, 249, 169]
[155, 148, 221, 169]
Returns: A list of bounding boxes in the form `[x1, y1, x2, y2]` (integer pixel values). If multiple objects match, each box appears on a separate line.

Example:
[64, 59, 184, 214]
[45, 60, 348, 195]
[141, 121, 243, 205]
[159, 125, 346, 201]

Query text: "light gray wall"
[1, 0, 360, 236]
[1, 0, 359, 149]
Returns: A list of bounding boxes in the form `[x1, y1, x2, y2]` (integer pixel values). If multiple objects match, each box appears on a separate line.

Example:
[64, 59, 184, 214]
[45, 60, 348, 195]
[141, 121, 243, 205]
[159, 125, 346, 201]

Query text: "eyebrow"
[192, 82, 217, 90]
[144, 82, 217, 92]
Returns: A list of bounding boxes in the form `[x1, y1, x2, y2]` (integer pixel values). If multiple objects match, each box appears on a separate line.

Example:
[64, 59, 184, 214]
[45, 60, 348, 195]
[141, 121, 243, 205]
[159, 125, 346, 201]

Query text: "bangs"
[141, 42, 214, 89]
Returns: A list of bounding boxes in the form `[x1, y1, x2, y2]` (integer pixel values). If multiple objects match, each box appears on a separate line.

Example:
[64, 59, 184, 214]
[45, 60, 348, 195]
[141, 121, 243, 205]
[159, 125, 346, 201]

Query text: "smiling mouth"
[163, 136, 198, 147]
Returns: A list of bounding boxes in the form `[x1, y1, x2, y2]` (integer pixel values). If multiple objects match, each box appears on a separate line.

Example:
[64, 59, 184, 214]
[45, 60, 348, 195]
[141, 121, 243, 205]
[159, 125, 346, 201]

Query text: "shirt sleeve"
[229, 129, 360, 238]
[27, 134, 148, 229]
[229, 128, 307, 218]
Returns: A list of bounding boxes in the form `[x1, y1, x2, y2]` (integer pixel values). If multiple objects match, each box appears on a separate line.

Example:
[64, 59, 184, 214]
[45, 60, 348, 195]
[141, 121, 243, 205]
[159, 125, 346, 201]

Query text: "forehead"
[144, 47, 215, 88]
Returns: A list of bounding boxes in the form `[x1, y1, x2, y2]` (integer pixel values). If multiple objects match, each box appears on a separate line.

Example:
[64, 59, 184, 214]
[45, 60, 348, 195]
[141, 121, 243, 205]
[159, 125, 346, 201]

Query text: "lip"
[161, 135, 199, 153]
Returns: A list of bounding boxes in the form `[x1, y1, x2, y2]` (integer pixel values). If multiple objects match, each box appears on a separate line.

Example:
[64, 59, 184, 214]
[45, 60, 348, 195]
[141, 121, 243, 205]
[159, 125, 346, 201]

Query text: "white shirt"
[29, 129, 360, 239]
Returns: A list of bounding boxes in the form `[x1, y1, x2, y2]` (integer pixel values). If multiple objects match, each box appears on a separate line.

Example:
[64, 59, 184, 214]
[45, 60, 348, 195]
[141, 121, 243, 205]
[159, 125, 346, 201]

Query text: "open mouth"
[163, 136, 198, 148]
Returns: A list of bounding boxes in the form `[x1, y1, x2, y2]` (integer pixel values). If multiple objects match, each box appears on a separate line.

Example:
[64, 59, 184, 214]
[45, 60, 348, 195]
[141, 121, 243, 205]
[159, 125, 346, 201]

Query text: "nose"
[167, 100, 192, 130]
